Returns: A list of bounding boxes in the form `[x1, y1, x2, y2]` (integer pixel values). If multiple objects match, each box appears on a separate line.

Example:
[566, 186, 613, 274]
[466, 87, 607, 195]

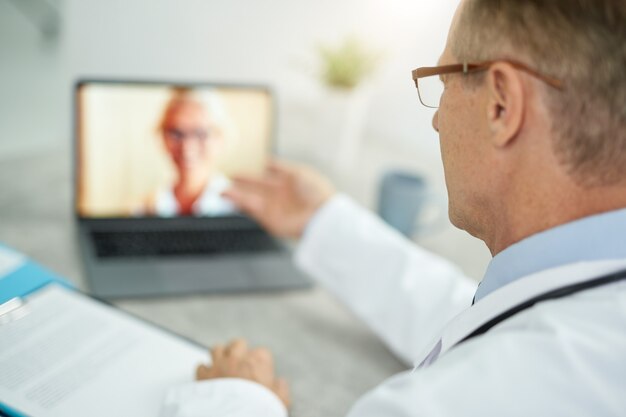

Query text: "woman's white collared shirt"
[145, 174, 236, 217]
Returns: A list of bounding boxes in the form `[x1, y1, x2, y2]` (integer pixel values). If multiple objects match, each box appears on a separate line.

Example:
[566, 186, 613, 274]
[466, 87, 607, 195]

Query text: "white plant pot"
[317, 85, 372, 180]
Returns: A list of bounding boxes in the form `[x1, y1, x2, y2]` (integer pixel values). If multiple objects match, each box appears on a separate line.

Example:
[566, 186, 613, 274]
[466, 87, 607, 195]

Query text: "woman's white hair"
[158, 87, 238, 144]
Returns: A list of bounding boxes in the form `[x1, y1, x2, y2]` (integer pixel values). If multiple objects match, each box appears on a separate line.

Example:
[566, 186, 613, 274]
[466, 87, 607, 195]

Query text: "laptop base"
[78, 227, 312, 299]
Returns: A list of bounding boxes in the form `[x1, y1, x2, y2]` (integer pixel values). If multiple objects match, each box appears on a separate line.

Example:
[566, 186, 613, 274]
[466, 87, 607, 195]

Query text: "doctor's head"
[158, 89, 230, 182]
[428, 0, 626, 253]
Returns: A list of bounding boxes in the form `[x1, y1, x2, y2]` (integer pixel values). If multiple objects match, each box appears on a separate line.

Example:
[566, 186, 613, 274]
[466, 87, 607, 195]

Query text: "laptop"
[74, 79, 311, 298]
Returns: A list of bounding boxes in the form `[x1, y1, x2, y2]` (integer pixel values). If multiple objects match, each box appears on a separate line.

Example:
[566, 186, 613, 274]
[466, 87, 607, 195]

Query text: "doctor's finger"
[195, 363, 217, 380]
[225, 338, 249, 359]
[222, 189, 265, 217]
[211, 344, 225, 363]
[268, 159, 298, 173]
[231, 176, 281, 193]
[267, 160, 300, 179]
[273, 377, 291, 408]
[249, 347, 273, 366]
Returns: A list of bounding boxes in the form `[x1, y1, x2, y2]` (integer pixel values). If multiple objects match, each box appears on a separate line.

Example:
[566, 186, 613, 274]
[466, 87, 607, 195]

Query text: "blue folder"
[0, 244, 75, 417]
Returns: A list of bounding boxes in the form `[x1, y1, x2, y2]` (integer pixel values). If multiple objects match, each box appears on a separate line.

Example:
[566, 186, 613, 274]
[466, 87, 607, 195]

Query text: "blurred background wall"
[0, 0, 491, 279]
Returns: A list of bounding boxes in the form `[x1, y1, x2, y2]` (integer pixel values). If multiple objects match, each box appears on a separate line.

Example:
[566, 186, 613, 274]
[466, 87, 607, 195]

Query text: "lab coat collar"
[415, 259, 626, 369]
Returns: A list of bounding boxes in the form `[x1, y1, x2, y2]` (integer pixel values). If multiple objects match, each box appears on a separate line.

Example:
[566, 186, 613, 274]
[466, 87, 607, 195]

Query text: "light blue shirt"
[474, 208, 626, 302]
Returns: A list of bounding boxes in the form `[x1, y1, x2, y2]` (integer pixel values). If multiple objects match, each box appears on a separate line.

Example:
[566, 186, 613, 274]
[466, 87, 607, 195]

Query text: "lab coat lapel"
[414, 259, 626, 369]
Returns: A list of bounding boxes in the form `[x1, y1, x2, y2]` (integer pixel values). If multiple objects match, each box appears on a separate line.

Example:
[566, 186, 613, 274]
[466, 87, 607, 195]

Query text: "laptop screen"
[75, 81, 272, 219]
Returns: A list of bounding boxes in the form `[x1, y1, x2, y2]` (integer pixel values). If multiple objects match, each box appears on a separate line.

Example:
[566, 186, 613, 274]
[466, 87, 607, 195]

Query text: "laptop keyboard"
[90, 229, 281, 258]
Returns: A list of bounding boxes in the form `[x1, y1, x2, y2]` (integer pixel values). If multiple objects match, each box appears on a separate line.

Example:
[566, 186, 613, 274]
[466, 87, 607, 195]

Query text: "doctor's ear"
[485, 62, 525, 148]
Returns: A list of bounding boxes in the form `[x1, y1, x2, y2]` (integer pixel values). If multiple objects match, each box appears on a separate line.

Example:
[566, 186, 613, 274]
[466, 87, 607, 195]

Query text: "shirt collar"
[156, 174, 232, 216]
[474, 208, 626, 302]
[192, 174, 233, 215]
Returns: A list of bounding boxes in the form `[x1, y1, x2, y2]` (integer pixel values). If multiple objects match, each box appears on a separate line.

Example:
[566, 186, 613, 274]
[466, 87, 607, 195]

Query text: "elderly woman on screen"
[142, 89, 236, 217]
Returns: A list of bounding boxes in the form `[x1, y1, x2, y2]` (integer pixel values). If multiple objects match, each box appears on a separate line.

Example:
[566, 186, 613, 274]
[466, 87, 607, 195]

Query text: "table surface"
[0, 149, 406, 417]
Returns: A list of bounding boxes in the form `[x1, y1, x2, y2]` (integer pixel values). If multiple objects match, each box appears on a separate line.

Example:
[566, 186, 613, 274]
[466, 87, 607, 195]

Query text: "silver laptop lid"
[73, 79, 273, 225]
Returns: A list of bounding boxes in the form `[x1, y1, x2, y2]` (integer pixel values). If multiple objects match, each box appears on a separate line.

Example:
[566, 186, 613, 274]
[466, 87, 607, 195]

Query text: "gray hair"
[452, 0, 626, 187]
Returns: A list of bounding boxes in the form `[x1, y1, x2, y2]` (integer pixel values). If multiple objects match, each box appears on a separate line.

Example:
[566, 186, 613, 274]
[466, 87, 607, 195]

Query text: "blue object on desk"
[377, 170, 433, 237]
[0, 244, 74, 417]
[0, 402, 26, 417]
[0, 244, 73, 304]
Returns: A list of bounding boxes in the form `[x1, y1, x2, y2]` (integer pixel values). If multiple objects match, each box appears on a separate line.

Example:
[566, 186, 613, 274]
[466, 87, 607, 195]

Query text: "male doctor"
[161, 0, 626, 415]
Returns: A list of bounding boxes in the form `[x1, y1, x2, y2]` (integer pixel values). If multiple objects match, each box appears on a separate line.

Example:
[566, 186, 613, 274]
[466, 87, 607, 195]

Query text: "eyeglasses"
[163, 127, 212, 145]
[411, 60, 564, 108]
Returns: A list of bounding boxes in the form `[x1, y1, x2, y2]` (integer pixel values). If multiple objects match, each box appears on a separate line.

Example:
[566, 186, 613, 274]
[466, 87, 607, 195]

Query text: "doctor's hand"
[223, 160, 335, 239]
[196, 339, 290, 408]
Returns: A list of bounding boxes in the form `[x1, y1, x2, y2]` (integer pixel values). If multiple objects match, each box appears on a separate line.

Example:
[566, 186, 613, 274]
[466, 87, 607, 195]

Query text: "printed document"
[0, 285, 208, 417]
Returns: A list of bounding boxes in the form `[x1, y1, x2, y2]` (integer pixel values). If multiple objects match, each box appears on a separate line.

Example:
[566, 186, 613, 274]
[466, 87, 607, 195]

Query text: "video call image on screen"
[77, 83, 272, 218]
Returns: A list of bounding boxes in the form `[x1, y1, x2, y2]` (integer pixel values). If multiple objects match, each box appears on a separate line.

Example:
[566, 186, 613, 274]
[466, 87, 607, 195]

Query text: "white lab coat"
[160, 194, 626, 417]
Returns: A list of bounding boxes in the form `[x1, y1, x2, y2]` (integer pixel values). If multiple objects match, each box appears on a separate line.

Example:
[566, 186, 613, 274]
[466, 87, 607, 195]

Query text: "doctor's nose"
[432, 110, 439, 133]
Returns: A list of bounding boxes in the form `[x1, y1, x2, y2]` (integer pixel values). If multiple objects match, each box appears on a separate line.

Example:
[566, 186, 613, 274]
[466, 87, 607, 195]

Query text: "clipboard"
[0, 244, 74, 305]
[0, 245, 209, 417]
[0, 245, 73, 417]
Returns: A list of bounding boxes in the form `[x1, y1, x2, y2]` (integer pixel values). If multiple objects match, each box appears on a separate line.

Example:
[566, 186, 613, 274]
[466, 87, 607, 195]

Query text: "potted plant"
[315, 37, 381, 178]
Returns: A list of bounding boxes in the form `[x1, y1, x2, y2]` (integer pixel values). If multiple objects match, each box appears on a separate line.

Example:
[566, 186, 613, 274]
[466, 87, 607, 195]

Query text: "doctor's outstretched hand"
[223, 160, 336, 238]
[196, 339, 291, 408]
